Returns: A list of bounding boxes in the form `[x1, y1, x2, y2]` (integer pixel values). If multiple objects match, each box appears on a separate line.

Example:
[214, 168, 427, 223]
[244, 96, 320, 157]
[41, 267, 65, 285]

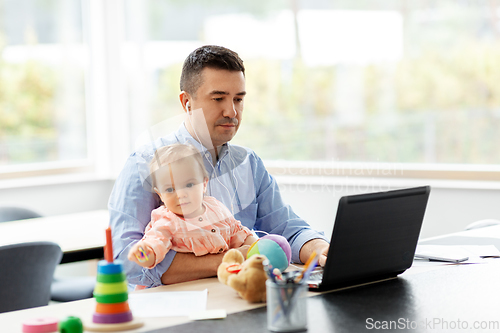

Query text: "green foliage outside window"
[0, 40, 57, 165]
[155, 40, 500, 164]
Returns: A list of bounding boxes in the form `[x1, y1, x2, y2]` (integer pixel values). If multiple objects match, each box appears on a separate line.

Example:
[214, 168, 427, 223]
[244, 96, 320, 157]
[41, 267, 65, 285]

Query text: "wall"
[277, 176, 500, 240]
[0, 176, 114, 217]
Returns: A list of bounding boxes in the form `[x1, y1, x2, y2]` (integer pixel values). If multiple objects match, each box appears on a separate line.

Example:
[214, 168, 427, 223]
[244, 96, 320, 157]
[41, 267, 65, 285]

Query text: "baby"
[128, 143, 258, 269]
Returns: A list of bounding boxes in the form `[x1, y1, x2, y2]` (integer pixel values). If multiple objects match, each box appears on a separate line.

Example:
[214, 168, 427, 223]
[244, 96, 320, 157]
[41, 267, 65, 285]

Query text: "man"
[109, 45, 330, 289]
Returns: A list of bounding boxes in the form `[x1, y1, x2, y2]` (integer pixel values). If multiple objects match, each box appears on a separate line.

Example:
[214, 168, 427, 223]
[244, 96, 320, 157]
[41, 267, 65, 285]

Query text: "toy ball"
[58, 316, 83, 333]
[247, 234, 291, 272]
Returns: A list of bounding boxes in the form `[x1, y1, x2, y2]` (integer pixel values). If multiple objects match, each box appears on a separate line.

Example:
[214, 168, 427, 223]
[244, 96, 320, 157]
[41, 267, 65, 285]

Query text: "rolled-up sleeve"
[250, 154, 329, 264]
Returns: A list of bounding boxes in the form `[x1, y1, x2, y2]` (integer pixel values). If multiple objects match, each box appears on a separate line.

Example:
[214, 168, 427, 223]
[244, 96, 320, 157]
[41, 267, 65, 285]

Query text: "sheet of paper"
[462, 245, 500, 258]
[415, 245, 500, 264]
[412, 258, 456, 267]
[128, 289, 208, 317]
[189, 309, 227, 321]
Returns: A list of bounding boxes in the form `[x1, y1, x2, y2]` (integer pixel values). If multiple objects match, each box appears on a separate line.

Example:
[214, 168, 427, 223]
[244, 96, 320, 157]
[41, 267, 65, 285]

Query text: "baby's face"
[154, 157, 207, 219]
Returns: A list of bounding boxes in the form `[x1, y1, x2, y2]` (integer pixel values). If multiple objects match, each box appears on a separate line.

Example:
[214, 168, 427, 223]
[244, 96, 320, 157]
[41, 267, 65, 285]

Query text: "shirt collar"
[175, 122, 230, 161]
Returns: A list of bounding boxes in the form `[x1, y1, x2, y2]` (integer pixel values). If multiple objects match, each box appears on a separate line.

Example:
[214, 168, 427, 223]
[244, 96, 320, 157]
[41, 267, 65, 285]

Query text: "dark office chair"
[0, 206, 42, 222]
[0, 206, 95, 302]
[50, 276, 96, 302]
[0, 241, 62, 313]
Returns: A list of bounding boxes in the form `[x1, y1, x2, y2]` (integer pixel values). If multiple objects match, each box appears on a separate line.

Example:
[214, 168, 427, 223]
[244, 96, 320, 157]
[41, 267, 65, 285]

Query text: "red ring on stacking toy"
[95, 301, 130, 314]
[92, 311, 133, 324]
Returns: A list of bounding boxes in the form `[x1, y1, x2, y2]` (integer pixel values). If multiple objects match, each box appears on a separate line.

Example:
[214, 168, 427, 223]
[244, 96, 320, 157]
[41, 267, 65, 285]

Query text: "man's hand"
[161, 235, 257, 285]
[299, 238, 330, 267]
[161, 252, 224, 285]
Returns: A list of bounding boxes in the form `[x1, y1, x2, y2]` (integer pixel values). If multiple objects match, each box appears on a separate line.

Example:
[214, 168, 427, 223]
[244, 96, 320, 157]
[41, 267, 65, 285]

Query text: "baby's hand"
[128, 242, 154, 268]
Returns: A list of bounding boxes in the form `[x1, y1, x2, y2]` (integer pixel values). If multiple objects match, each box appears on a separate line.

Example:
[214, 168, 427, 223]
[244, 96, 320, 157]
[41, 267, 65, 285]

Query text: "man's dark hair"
[180, 45, 245, 96]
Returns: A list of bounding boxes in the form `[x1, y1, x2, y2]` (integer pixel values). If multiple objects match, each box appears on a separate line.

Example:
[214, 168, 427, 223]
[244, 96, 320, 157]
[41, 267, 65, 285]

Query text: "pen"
[295, 251, 318, 283]
[297, 255, 319, 283]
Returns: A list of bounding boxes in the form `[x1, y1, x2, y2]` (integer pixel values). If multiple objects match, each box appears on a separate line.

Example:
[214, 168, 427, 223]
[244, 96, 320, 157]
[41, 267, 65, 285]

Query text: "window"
[0, 0, 88, 175]
[2, 1, 499, 182]
[123, 0, 500, 180]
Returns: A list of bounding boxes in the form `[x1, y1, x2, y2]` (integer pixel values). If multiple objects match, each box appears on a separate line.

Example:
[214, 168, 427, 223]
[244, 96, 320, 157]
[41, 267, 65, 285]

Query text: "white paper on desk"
[463, 245, 500, 258]
[415, 245, 500, 264]
[128, 289, 207, 317]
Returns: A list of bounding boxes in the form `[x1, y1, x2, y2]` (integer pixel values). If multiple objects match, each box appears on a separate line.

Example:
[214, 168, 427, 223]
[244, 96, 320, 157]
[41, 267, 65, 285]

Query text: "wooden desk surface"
[0, 210, 108, 253]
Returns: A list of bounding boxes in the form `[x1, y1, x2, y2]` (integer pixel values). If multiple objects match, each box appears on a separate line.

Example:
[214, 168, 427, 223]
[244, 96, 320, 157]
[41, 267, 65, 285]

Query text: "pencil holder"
[266, 279, 308, 332]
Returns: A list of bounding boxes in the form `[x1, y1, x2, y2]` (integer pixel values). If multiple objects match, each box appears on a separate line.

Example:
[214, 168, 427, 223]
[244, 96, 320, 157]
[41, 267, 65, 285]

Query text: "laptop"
[307, 186, 431, 291]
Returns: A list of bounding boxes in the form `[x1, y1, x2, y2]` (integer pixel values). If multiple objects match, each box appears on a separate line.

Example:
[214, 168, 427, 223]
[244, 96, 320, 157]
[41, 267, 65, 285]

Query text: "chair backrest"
[0, 241, 62, 313]
[0, 206, 42, 223]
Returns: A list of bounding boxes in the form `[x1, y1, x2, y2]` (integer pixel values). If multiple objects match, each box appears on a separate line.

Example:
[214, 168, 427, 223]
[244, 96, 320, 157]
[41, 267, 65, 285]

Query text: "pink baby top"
[141, 196, 252, 268]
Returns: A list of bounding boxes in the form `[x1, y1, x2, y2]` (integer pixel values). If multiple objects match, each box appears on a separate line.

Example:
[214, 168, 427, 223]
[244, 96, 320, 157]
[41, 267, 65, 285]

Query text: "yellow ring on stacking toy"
[94, 281, 128, 295]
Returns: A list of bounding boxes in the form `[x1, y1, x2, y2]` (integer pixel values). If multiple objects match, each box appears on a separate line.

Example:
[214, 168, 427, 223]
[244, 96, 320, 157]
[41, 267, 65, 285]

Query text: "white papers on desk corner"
[128, 289, 208, 317]
[415, 245, 500, 264]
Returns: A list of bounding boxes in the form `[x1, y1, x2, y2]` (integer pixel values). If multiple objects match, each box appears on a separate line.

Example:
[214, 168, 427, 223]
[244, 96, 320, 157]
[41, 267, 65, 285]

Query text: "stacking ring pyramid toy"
[85, 227, 144, 332]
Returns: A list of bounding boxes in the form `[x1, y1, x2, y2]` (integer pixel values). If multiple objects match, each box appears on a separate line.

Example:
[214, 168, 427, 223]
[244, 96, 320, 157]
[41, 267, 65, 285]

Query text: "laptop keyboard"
[308, 269, 324, 281]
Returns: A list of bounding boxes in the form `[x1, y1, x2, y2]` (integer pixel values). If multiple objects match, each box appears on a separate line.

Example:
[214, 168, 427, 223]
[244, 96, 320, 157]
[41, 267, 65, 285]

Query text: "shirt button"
[219, 248, 224, 252]
[211, 229, 216, 233]
[199, 217, 203, 222]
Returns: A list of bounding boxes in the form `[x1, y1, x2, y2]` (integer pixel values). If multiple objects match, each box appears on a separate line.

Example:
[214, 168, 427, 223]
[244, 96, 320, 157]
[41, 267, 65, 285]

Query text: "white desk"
[0, 276, 272, 333]
[0, 210, 109, 263]
[0, 262, 469, 333]
[2, 223, 500, 332]
[419, 224, 500, 250]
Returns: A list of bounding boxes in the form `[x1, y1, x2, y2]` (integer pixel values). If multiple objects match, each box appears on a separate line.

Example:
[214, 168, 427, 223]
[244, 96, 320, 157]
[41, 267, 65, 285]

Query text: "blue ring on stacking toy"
[97, 260, 123, 274]
[92, 311, 133, 324]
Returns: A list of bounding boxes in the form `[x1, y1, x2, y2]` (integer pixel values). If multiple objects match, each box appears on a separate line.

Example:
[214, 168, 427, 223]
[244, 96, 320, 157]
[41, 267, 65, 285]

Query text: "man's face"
[188, 68, 246, 148]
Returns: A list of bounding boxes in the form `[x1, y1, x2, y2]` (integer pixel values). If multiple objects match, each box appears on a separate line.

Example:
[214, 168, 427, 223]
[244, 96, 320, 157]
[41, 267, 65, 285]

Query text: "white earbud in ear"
[186, 102, 192, 115]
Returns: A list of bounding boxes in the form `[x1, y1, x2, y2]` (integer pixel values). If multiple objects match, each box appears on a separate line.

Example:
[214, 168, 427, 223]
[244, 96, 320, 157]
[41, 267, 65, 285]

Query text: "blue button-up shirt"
[108, 123, 327, 288]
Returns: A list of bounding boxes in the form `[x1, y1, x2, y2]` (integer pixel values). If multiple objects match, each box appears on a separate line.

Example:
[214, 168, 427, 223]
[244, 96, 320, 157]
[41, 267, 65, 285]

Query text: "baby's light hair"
[149, 143, 208, 188]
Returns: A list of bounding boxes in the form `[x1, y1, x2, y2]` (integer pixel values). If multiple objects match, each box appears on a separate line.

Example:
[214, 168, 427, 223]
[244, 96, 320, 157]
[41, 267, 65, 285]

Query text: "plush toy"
[246, 234, 291, 272]
[217, 249, 245, 284]
[217, 249, 268, 303]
